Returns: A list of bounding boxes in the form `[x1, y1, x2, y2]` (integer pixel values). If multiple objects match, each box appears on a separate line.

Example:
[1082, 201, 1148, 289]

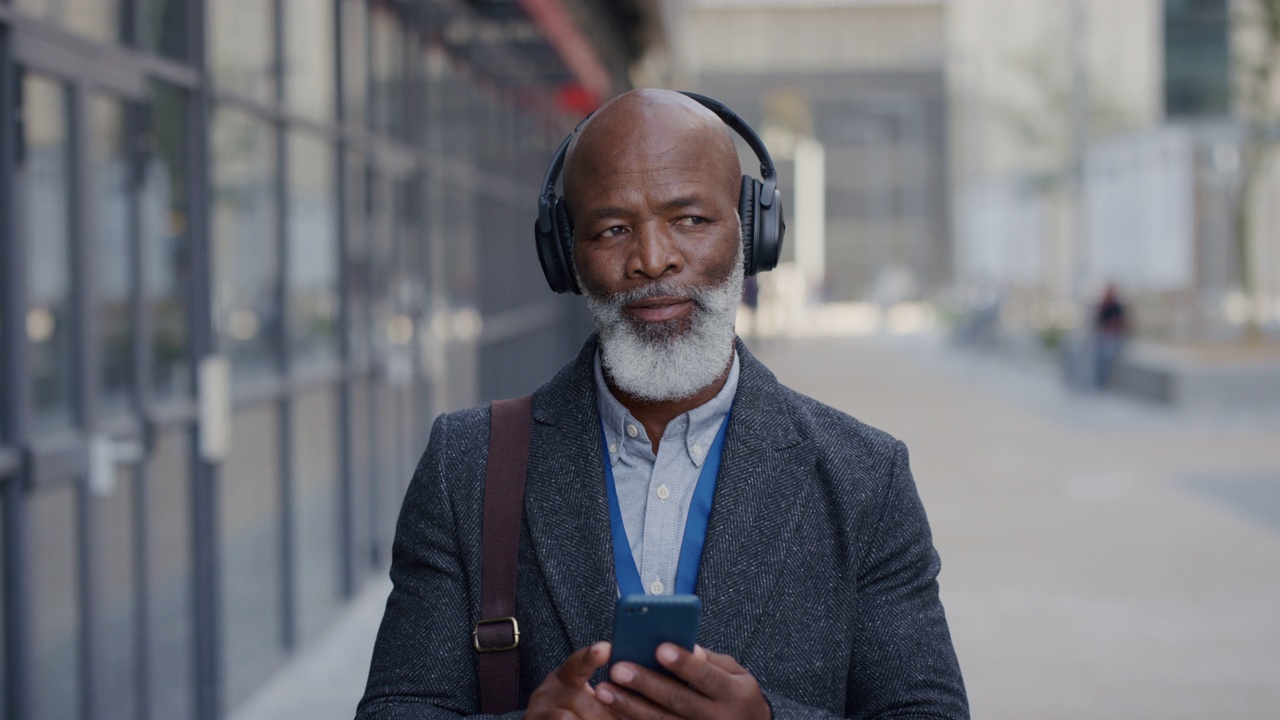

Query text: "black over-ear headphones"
[534, 91, 786, 294]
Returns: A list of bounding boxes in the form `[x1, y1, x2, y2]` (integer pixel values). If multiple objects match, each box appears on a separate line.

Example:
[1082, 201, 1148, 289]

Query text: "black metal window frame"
[0, 2, 214, 718]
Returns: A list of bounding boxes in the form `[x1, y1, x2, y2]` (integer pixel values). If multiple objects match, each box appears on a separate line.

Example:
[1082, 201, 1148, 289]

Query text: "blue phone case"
[611, 594, 702, 676]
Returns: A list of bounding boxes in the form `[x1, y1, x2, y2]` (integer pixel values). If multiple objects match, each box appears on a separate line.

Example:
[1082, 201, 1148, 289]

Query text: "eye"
[676, 216, 708, 227]
[598, 226, 627, 239]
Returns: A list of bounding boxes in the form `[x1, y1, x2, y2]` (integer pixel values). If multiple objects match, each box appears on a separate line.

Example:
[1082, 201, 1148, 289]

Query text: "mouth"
[624, 295, 694, 323]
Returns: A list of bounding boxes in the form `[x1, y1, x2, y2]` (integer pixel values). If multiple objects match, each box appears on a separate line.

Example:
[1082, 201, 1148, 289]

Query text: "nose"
[626, 221, 682, 280]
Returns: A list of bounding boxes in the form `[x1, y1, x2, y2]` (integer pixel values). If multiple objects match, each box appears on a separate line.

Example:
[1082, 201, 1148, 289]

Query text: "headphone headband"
[678, 92, 778, 207]
[533, 91, 786, 294]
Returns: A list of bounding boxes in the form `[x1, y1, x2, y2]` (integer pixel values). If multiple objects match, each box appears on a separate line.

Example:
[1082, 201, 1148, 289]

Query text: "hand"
[524, 641, 613, 719]
[594, 644, 770, 720]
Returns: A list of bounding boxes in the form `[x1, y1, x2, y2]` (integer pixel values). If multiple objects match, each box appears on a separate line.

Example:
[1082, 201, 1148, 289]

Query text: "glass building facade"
[0, 1, 631, 718]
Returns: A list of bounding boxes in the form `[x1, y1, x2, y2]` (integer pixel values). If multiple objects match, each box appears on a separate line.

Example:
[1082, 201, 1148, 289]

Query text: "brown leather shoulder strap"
[476, 395, 532, 714]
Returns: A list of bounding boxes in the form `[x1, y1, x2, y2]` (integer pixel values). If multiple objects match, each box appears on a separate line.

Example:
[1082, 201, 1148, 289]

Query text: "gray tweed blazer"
[357, 336, 968, 719]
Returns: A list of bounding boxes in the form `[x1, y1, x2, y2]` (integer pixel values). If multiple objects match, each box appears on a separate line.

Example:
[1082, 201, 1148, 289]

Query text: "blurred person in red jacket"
[1093, 283, 1129, 388]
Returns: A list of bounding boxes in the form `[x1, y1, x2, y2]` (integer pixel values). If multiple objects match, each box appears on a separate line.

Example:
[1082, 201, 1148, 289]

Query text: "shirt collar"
[594, 348, 740, 467]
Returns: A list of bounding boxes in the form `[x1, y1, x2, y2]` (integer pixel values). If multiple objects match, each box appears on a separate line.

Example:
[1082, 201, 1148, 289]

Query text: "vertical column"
[125, 88, 155, 720]
[272, 0, 297, 655]
[68, 77, 102, 720]
[333, 0, 357, 599]
[186, 3, 222, 719]
[793, 134, 827, 297]
[0, 24, 34, 720]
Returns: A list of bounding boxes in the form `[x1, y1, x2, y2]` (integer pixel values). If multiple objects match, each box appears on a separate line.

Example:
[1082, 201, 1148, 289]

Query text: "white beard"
[580, 245, 744, 402]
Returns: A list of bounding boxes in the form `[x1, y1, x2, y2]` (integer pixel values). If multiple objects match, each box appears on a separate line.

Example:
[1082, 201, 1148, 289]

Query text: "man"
[357, 89, 967, 719]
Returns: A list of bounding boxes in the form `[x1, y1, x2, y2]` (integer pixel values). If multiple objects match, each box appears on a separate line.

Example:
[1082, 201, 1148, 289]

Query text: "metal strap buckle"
[473, 616, 520, 652]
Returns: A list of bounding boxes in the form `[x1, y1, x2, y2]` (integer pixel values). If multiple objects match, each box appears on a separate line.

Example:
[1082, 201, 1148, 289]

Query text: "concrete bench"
[1111, 341, 1280, 410]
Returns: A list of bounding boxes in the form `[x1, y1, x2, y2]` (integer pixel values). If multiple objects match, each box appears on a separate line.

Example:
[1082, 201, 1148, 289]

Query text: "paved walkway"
[231, 334, 1280, 720]
[228, 576, 391, 720]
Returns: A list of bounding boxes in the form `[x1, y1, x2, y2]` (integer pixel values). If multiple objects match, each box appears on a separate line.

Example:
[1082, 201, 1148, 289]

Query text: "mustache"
[590, 280, 713, 311]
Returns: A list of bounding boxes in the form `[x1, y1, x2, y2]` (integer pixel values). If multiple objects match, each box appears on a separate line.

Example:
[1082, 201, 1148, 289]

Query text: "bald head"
[562, 89, 742, 223]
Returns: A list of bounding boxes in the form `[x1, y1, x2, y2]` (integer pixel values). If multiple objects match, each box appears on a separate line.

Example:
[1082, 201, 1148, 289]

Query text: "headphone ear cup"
[738, 175, 759, 276]
[535, 194, 578, 294]
[754, 186, 785, 273]
[553, 198, 580, 294]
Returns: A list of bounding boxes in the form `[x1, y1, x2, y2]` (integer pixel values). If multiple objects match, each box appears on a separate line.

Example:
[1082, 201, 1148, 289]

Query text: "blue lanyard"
[601, 409, 731, 596]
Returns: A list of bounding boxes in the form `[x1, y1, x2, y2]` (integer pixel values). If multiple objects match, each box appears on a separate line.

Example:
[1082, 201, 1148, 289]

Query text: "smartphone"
[611, 594, 702, 677]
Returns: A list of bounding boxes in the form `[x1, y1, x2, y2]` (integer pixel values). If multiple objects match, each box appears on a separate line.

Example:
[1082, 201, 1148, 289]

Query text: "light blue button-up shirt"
[593, 350, 739, 595]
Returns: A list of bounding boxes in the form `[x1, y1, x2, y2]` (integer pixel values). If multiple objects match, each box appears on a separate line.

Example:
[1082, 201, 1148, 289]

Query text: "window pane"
[444, 182, 477, 306]
[367, 171, 394, 355]
[374, 384, 402, 567]
[341, 0, 367, 121]
[369, 6, 405, 139]
[21, 75, 74, 433]
[438, 64, 472, 161]
[93, 466, 138, 719]
[144, 84, 193, 399]
[90, 95, 134, 413]
[400, 379, 422, 490]
[136, 0, 189, 62]
[212, 108, 280, 378]
[344, 152, 368, 357]
[146, 428, 194, 719]
[287, 132, 339, 366]
[209, 0, 275, 104]
[15, 0, 123, 43]
[367, 174, 418, 360]
[284, 0, 335, 122]
[292, 387, 341, 642]
[348, 379, 373, 574]
[220, 402, 284, 711]
[29, 487, 81, 720]
[421, 44, 446, 154]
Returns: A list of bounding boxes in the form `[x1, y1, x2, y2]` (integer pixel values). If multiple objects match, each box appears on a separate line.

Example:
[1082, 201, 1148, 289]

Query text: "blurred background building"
[949, 0, 1280, 347]
[0, 1, 1277, 720]
[670, 0, 950, 311]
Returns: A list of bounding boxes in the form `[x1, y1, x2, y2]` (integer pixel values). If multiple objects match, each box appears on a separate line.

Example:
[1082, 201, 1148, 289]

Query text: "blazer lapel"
[696, 340, 814, 660]
[523, 338, 617, 651]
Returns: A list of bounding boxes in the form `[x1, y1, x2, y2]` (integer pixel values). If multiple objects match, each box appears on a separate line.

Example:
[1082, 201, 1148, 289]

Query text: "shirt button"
[608, 442, 618, 454]
[649, 579, 665, 595]
[657, 484, 670, 500]
[626, 424, 639, 438]
[692, 443, 703, 457]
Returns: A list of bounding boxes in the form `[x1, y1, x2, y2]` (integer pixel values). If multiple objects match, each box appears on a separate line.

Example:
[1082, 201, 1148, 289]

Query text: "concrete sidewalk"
[764, 335, 1280, 719]
[229, 577, 390, 720]
[231, 334, 1280, 720]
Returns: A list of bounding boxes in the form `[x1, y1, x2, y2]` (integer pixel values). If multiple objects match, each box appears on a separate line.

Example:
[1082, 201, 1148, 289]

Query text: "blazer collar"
[524, 336, 615, 650]
[695, 338, 813, 660]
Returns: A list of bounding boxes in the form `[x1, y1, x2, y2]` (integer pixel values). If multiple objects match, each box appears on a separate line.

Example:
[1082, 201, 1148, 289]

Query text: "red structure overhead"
[516, 0, 613, 110]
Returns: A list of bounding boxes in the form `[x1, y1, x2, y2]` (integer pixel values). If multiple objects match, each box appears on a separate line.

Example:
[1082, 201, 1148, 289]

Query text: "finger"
[552, 709, 608, 720]
[696, 645, 746, 674]
[610, 660, 712, 718]
[560, 691, 616, 720]
[654, 643, 734, 699]
[547, 685, 615, 720]
[555, 642, 612, 688]
[595, 681, 673, 720]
